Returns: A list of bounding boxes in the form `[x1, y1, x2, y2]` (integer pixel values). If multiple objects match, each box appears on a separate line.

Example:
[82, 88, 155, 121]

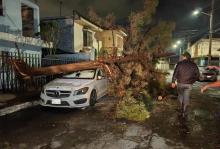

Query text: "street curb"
[0, 101, 39, 116]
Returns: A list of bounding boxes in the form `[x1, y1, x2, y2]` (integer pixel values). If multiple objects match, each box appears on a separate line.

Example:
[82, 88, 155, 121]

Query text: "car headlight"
[41, 86, 46, 94]
[74, 87, 89, 95]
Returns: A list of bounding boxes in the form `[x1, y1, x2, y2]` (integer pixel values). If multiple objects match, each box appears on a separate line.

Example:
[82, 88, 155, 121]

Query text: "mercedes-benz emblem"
[54, 91, 60, 97]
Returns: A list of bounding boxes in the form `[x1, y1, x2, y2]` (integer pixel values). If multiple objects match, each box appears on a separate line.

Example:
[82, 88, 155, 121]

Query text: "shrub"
[116, 89, 150, 122]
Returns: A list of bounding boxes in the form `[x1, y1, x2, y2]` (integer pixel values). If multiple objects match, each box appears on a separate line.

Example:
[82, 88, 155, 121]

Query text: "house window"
[116, 36, 123, 48]
[0, 0, 3, 16]
[83, 30, 93, 47]
[22, 5, 34, 37]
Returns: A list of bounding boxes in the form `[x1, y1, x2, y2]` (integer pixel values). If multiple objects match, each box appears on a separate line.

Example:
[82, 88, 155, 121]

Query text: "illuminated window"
[0, 0, 3, 16]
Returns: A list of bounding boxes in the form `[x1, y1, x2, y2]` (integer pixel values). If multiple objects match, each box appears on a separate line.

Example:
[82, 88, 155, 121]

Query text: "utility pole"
[208, 0, 215, 65]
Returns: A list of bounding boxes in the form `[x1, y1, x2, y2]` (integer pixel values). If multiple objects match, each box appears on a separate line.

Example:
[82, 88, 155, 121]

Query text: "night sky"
[36, 0, 220, 38]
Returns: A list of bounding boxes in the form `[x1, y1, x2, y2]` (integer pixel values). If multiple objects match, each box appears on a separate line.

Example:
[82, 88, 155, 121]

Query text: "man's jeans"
[177, 83, 193, 111]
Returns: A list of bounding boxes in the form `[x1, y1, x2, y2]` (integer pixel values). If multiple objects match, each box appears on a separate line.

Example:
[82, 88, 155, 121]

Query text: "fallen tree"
[8, 51, 173, 81]
[87, 0, 176, 121]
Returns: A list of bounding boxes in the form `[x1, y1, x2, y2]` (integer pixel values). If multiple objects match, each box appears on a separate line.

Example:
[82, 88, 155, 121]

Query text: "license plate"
[207, 76, 212, 78]
[51, 99, 61, 104]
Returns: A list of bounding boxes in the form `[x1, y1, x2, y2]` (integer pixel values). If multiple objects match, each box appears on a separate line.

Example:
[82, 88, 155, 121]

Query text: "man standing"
[171, 52, 200, 117]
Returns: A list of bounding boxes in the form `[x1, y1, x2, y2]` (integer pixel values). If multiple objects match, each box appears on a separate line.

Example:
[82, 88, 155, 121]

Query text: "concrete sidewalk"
[0, 91, 40, 116]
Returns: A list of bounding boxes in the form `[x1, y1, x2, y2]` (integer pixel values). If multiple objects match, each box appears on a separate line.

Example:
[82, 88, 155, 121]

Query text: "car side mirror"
[97, 75, 103, 80]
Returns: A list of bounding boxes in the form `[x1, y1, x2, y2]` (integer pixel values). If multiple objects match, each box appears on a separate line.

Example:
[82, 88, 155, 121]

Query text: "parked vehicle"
[198, 66, 218, 82]
[40, 69, 108, 108]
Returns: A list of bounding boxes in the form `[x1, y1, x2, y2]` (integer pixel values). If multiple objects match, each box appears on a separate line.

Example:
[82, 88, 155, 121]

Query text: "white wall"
[92, 31, 100, 51]
[100, 30, 125, 56]
[74, 22, 83, 52]
[74, 22, 101, 53]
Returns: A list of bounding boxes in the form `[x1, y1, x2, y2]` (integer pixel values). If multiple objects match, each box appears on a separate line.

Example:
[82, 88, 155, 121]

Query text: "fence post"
[0, 51, 5, 93]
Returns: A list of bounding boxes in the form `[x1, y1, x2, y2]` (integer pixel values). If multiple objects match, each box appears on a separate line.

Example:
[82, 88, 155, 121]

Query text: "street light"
[192, 9, 210, 16]
[192, 9, 201, 16]
[177, 40, 182, 45]
[172, 44, 178, 49]
[192, 0, 215, 65]
[172, 40, 183, 58]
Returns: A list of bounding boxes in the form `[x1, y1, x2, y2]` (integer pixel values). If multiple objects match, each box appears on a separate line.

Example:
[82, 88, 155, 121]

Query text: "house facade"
[189, 38, 220, 66]
[42, 12, 103, 60]
[101, 30, 127, 56]
[0, 0, 49, 59]
[42, 11, 127, 60]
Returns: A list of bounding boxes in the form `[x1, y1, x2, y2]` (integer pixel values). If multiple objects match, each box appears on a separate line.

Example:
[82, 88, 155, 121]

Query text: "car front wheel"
[89, 90, 97, 107]
[211, 78, 217, 82]
[199, 76, 204, 82]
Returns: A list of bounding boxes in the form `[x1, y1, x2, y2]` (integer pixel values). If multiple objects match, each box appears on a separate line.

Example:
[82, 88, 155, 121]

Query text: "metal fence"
[0, 51, 45, 92]
[0, 51, 83, 92]
[41, 53, 90, 67]
[41, 57, 78, 67]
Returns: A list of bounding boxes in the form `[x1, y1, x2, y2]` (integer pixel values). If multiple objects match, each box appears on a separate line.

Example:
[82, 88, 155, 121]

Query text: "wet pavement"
[0, 82, 220, 149]
[0, 91, 40, 109]
[147, 82, 220, 149]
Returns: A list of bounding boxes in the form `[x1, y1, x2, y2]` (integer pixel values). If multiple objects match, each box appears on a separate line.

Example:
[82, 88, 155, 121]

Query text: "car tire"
[199, 76, 204, 82]
[89, 90, 97, 107]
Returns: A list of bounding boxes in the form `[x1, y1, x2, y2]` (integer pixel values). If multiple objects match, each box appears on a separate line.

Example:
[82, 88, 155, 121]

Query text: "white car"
[40, 68, 108, 108]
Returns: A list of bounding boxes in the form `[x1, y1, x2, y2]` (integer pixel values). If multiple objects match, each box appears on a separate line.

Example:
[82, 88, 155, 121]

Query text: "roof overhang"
[118, 30, 127, 37]
[75, 17, 103, 32]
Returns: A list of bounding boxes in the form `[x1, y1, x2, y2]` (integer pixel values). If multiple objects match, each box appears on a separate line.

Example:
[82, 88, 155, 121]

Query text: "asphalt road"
[0, 97, 117, 149]
[0, 96, 191, 149]
[1, 73, 220, 148]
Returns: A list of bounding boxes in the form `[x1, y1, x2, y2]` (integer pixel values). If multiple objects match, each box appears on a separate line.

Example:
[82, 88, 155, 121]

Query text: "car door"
[96, 69, 107, 98]
[100, 69, 108, 95]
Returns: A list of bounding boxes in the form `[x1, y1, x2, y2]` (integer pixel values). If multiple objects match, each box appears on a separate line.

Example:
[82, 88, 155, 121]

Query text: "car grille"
[46, 100, 70, 106]
[46, 90, 71, 98]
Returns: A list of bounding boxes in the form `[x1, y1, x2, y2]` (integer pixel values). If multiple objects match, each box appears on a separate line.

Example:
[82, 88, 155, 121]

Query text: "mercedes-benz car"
[199, 66, 218, 82]
[40, 69, 108, 108]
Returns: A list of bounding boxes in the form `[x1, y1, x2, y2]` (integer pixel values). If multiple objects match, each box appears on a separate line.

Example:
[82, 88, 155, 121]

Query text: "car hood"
[45, 78, 94, 89]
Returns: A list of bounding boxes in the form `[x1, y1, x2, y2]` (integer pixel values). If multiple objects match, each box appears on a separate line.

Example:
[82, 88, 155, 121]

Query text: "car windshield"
[199, 66, 216, 72]
[62, 69, 96, 79]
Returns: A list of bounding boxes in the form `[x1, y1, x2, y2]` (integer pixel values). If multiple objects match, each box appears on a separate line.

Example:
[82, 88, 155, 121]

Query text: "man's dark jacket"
[172, 59, 200, 84]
